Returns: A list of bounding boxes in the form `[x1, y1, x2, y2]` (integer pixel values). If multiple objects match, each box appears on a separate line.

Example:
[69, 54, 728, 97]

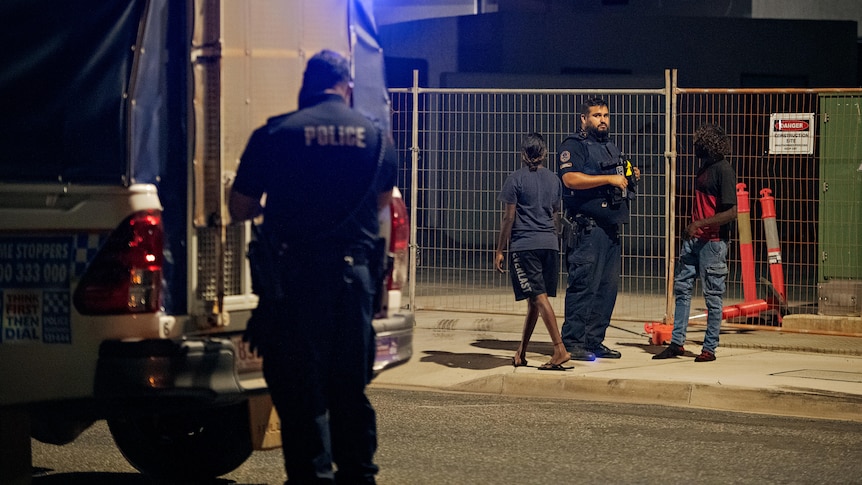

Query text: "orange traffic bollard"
[644, 321, 675, 346]
[720, 299, 769, 319]
[737, 183, 757, 301]
[758, 188, 787, 304]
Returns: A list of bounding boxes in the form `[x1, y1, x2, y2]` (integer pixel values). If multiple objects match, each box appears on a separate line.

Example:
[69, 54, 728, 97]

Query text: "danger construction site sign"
[769, 112, 814, 155]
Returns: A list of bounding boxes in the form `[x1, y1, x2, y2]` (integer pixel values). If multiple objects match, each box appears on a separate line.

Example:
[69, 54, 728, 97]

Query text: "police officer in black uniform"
[557, 97, 639, 361]
[229, 50, 397, 485]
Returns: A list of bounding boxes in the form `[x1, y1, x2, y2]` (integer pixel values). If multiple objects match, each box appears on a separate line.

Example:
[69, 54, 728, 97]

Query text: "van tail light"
[387, 196, 409, 291]
[74, 210, 164, 315]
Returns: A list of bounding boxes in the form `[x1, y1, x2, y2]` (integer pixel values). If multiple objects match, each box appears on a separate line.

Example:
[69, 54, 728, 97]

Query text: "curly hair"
[693, 123, 731, 161]
[521, 132, 548, 171]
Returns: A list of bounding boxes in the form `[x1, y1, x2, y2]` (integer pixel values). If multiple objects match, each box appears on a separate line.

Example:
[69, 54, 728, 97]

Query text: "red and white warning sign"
[769, 113, 814, 155]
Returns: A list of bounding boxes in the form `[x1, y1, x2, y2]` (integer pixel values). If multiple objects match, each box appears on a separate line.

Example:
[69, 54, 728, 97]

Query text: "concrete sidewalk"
[370, 310, 862, 422]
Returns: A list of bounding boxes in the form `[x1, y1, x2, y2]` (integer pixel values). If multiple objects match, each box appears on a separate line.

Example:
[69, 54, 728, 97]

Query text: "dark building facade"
[381, 10, 858, 89]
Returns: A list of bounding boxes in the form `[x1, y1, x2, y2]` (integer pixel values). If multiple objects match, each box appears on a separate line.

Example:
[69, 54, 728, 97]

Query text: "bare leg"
[534, 293, 570, 366]
[513, 300, 539, 366]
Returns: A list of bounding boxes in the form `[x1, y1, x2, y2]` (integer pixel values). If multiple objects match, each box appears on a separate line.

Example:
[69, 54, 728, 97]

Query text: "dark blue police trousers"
[562, 222, 621, 351]
[260, 251, 378, 484]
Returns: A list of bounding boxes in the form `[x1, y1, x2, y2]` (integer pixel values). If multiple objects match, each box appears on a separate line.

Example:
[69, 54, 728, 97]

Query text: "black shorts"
[508, 249, 559, 301]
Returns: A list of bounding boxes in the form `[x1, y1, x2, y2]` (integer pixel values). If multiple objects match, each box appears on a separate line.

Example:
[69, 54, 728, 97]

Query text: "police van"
[0, 0, 413, 480]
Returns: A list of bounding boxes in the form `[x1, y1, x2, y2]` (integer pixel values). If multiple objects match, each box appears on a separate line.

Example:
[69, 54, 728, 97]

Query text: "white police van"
[0, 0, 412, 481]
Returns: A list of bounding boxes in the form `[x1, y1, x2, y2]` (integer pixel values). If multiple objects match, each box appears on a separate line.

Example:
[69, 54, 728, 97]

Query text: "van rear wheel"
[107, 401, 253, 480]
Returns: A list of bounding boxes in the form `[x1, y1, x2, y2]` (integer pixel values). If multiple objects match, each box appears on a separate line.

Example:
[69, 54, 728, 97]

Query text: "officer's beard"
[586, 125, 610, 142]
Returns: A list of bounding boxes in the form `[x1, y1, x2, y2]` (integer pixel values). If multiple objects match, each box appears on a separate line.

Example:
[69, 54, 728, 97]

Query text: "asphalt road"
[31, 388, 862, 484]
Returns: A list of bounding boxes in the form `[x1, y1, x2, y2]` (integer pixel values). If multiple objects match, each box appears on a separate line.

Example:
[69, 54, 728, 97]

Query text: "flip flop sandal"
[538, 362, 570, 371]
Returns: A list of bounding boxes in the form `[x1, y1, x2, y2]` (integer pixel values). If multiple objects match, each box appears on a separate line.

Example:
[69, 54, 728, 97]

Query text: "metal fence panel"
[675, 89, 818, 324]
[390, 75, 862, 326]
[390, 86, 668, 320]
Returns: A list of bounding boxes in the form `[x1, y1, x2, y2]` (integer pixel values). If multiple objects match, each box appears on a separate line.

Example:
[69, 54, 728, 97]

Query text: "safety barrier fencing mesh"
[389, 71, 862, 328]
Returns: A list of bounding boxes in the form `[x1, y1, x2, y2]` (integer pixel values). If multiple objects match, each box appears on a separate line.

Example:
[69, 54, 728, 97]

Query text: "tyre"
[107, 400, 253, 480]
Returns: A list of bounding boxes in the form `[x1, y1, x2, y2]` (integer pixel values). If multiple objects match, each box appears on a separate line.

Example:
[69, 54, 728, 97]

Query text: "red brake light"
[388, 197, 409, 291]
[389, 197, 409, 253]
[73, 210, 164, 315]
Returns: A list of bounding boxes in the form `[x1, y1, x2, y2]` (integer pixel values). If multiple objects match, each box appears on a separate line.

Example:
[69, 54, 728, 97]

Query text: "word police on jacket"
[304, 124, 367, 147]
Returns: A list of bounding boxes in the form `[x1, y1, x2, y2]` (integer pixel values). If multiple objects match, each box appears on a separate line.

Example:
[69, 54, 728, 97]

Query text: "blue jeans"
[671, 238, 728, 353]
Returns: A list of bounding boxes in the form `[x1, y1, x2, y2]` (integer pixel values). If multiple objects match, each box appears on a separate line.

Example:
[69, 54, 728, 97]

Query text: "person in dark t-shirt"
[653, 123, 738, 363]
[495, 132, 569, 370]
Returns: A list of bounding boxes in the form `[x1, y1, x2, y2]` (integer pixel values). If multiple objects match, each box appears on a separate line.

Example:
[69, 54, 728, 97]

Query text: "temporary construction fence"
[388, 70, 862, 328]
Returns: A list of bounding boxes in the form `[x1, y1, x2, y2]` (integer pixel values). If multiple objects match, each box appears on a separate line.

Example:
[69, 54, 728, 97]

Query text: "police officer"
[557, 97, 639, 361]
[229, 50, 397, 484]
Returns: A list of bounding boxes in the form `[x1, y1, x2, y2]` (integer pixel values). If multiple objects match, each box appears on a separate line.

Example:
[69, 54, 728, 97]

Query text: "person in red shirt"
[654, 124, 737, 362]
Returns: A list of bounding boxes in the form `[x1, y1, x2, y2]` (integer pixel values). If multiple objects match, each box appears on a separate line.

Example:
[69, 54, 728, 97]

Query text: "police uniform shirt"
[233, 94, 398, 249]
[557, 132, 629, 226]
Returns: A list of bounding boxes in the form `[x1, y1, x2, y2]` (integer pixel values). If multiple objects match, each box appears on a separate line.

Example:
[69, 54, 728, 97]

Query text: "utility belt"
[563, 211, 618, 230]
[281, 243, 381, 271]
[274, 240, 376, 266]
[243, 238, 385, 355]
[334, 241, 389, 315]
[560, 211, 618, 249]
[248, 230, 385, 301]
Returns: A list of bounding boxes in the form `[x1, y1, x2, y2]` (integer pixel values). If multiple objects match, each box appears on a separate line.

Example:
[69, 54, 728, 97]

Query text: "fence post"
[408, 69, 420, 311]
[664, 68, 679, 323]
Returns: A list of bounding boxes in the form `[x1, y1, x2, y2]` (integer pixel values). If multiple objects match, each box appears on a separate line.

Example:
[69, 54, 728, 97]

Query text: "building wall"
[375, 0, 862, 36]
[380, 11, 858, 88]
[752, 0, 862, 37]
